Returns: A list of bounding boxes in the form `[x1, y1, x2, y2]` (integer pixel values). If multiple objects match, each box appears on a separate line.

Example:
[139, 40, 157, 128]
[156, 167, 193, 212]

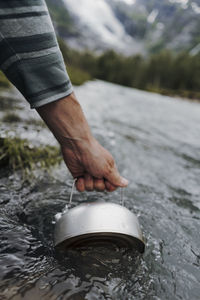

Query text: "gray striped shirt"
[0, 0, 73, 108]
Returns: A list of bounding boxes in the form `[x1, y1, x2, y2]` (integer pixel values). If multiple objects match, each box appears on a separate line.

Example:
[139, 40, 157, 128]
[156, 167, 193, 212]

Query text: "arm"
[37, 92, 128, 192]
[0, 0, 72, 108]
[0, 0, 128, 191]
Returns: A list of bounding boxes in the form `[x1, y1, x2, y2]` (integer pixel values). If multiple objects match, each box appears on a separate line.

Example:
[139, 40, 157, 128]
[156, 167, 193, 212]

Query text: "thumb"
[105, 164, 129, 187]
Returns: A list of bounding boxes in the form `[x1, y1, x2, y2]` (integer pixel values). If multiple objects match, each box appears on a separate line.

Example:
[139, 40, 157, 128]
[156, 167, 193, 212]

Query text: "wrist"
[60, 133, 96, 157]
[37, 92, 94, 148]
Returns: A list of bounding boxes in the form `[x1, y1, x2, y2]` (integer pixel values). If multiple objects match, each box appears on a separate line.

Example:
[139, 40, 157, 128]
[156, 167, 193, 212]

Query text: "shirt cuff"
[31, 86, 73, 108]
[4, 50, 73, 109]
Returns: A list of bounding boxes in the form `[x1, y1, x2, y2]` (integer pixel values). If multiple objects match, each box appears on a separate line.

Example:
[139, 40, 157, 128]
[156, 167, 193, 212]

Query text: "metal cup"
[54, 200, 145, 253]
[54, 182, 145, 253]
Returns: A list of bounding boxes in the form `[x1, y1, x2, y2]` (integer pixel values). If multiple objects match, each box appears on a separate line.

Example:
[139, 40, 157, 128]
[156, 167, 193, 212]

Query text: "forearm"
[0, 1, 128, 192]
[36, 92, 94, 151]
[36, 92, 128, 190]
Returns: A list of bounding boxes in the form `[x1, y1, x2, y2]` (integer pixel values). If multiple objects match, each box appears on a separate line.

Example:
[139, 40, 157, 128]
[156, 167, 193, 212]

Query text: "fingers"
[105, 161, 129, 188]
[75, 177, 85, 192]
[105, 180, 117, 192]
[94, 178, 105, 191]
[84, 173, 94, 191]
[75, 175, 117, 192]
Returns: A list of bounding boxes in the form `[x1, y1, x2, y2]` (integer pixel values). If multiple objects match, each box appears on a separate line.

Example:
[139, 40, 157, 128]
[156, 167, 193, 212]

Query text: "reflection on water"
[0, 81, 200, 299]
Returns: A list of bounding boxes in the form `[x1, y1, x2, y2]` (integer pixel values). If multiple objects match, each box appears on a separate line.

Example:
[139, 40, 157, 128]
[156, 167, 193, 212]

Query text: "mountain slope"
[109, 0, 200, 53]
[60, 0, 144, 54]
[46, 0, 200, 55]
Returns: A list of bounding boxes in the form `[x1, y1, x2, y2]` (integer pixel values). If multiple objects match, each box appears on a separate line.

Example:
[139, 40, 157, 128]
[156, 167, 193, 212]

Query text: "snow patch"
[169, 0, 188, 9]
[63, 0, 143, 54]
[147, 9, 159, 24]
[113, 0, 136, 5]
[190, 43, 200, 55]
[191, 2, 200, 14]
[63, 0, 127, 43]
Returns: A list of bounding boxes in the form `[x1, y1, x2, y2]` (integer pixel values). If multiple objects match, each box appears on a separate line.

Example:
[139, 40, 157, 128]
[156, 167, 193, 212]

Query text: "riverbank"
[0, 136, 61, 178]
[58, 41, 200, 101]
[0, 81, 62, 179]
[146, 86, 200, 102]
[0, 72, 199, 179]
[0, 80, 200, 300]
[1, 49, 200, 102]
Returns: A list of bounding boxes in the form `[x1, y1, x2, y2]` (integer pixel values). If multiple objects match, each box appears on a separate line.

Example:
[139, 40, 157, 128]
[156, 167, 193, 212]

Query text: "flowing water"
[0, 80, 200, 300]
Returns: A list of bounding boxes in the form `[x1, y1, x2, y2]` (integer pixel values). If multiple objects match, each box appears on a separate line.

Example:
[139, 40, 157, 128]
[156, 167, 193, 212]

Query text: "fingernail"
[121, 177, 129, 186]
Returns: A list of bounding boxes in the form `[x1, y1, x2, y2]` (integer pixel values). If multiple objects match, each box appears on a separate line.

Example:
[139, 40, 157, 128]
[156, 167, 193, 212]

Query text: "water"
[0, 80, 200, 299]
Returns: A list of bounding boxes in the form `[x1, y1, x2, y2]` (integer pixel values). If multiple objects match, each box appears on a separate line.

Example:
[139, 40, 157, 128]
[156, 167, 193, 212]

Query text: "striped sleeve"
[0, 0, 73, 108]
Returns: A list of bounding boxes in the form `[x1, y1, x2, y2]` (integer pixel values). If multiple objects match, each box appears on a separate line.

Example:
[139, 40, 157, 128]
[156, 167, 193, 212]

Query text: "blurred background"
[46, 0, 200, 100]
[0, 1, 200, 300]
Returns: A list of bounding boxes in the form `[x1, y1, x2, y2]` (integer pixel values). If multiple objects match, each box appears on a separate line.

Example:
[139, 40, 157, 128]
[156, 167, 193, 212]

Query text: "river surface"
[0, 80, 200, 300]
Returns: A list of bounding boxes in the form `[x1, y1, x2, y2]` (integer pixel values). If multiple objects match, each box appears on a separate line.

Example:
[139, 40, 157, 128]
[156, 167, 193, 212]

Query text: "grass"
[2, 113, 22, 123]
[0, 137, 62, 177]
[67, 65, 92, 86]
[25, 118, 46, 127]
[0, 96, 21, 110]
[2, 112, 47, 126]
[0, 72, 10, 89]
[146, 86, 200, 101]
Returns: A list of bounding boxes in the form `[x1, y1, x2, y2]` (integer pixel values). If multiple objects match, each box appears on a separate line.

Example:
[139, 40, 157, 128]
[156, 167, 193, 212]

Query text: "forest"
[59, 39, 200, 100]
[1, 39, 200, 101]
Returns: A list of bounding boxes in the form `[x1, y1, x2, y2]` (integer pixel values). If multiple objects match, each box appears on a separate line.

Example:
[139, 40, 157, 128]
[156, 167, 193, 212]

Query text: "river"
[0, 80, 200, 300]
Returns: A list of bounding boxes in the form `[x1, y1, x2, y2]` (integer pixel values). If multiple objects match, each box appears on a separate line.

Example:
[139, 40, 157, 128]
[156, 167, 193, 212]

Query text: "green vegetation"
[0, 71, 10, 89]
[0, 137, 62, 176]
[1, 34, 198, 100]
[59, 40, 200, 100]
[25, 118, 46, 127]
[1, 33, 198, 100]
[58, 39, 93, 86]
[46, 0, 77, 37]
[0, 95, 20, 110]
[3, 113, 21, 123]
[96, 50, 200, 100]
[67, 65, 91, 86]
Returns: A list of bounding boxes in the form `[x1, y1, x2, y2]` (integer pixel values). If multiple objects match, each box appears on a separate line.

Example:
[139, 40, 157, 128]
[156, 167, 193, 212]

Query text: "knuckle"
[104, 161, 114, 177]
[84, 176, 94, 191]
[77, 186, 85, 192]
[85, 185, 93, 191]
[107, 154, 115, 167]
[76, 178, 85, 192]
[94, 179, 105, 191]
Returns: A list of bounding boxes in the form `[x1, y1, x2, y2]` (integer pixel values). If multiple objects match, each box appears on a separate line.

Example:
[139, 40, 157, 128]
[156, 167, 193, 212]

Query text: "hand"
[37, 92, 128, 192]
[61, 138, 128, 192]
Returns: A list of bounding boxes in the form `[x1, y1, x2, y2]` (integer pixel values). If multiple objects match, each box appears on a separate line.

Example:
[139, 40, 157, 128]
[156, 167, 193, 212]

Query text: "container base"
[55, 232, 145, 253]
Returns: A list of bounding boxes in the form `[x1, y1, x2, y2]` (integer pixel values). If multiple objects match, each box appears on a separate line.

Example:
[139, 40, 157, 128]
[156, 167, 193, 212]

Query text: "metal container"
[54, 199, 145, 253]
